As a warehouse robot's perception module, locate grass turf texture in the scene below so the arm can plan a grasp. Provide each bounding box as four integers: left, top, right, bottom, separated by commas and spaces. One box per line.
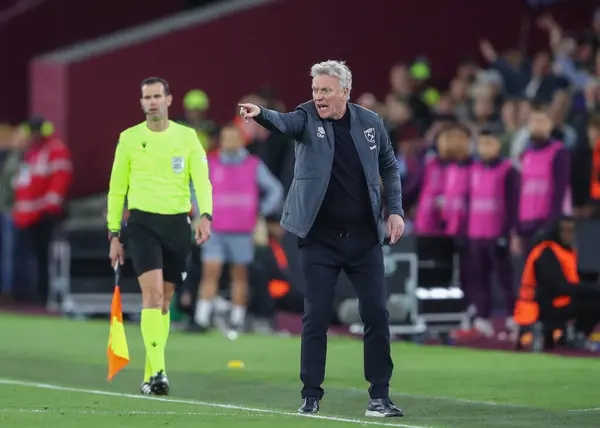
0, 313, 598, 428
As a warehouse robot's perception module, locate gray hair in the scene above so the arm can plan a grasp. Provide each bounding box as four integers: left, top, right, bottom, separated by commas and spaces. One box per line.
310, 60, 352, 99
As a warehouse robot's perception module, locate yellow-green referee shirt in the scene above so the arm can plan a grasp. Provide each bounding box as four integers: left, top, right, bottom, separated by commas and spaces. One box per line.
107, 120, 213, 232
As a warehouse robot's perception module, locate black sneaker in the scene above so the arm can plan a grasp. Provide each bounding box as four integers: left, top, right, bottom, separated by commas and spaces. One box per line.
149, 370, 170, 396
365, 397, 404, 417
140, 382, 152, 395
298, 397, 319, 414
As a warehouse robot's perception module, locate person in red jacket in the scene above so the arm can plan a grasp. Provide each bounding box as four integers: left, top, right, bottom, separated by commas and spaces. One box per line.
13, 117, 72, 304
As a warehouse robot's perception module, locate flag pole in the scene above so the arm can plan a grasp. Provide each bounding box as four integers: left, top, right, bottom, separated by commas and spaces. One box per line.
107, 260, 130, 381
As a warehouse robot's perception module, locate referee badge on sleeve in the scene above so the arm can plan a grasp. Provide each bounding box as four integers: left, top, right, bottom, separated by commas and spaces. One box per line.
171, 156, 184, 174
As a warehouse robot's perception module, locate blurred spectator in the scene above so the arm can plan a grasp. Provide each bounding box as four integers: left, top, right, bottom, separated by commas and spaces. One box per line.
539, 14, 593, 92
479, 39, 570, 103
388, 63, 432, 131
247, 129, 293, 188
356, 92, 385, 116
262, 216, 304, 314
194, 124, 283, 333
178, 216, 304, 333
547, 92, 578, 149
456, 56, 480, 84
410, 57, 441, 109
508, 98, 535, 165
394, 127, 424, 212
470, 93, 503, 134
178, 89, 217, 152
439, 123, 473, 278
447, 78, 471, 122
515, 106, 570, 253
474, 68, 505, 110
510, 99, 577, 167
385, 95, 422, 138
517, 97, 534, 127
497, 98, 521, 156
585, 112, 600, 217
467, 131, 519, 337
12, 117, 72, 304
423, 113, 457, 147
413, 122, 455, 235
526, 51, 570, 103
247, 215, 304, 329
434, 93, 454, 116
584, 78, 600, 112
514, 216, 600, 350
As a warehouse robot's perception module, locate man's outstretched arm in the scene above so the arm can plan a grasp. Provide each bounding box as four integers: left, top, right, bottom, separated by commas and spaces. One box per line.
240, 102, 307, 140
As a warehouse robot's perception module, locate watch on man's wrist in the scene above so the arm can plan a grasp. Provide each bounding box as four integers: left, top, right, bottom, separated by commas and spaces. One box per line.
201, 213, 212, 222
108, 231, 120, 241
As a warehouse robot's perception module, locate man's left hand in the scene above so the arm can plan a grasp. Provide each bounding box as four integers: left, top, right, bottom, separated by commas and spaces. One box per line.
387, 214, 405, 245
195, 216, 212, 244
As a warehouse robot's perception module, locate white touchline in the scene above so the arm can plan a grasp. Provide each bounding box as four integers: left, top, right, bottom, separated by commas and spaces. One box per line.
0, 379, 430, 428
0, 409, 225, 416
567, 408, 600, 413
389, 390, 531, 409
347, 387, 532, 409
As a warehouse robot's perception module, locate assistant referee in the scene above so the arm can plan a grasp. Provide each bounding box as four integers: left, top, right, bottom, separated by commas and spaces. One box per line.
107, 76, 213, 396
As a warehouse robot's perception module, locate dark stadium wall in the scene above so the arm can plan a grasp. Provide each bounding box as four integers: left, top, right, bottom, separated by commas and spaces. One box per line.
29, 0, 596, 198
0, 0, 186, 124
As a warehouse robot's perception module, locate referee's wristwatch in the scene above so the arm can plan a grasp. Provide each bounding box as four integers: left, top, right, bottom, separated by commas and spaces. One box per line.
201, 213, 212, 221
108, 231, 120, 241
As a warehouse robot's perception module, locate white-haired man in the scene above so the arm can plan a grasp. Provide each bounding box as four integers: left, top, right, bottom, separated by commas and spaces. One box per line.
239, 60, 405, 417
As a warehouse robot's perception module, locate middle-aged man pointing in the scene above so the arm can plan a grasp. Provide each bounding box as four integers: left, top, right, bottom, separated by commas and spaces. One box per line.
239, 60, 405, 418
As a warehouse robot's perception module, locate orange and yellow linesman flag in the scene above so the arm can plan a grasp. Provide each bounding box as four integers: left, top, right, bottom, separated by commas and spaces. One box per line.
107, 263, 130, 381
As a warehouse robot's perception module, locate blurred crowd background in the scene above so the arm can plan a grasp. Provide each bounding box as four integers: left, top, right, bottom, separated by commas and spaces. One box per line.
1, 0, 600, 347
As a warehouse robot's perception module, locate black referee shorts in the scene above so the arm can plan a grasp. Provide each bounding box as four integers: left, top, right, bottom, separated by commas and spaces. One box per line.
123, 209, 192, 285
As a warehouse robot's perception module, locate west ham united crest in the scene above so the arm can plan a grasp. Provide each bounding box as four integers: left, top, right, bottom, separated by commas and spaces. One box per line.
364, 128, 375, 143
